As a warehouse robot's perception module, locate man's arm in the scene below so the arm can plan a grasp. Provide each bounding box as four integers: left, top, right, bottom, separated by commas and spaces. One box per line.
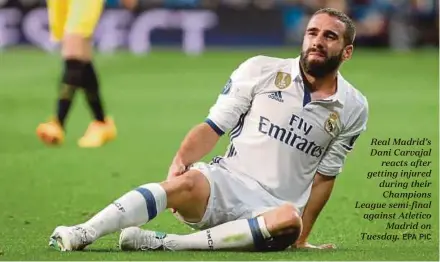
169, 122, 221, 177
295, 172, 336, 249
168, 56, 264, 178
294, 99, 369, 248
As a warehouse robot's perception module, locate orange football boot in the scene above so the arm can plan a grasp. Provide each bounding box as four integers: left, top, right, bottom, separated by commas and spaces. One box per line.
36, 118, 65, 145
77, 117, 117, 148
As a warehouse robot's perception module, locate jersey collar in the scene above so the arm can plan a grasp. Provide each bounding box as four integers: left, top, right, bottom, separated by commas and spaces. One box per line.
292, 57, 346, 106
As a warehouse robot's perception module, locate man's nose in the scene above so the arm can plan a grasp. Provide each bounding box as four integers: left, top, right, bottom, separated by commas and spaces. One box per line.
311, 36, 324, 49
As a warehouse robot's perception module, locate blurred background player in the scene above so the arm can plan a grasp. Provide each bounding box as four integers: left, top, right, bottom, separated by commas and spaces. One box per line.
36, 0, 122, 148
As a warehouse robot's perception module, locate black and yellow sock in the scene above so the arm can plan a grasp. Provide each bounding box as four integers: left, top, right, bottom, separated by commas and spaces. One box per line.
58, 59, 84, 128
83, 62, 105, 122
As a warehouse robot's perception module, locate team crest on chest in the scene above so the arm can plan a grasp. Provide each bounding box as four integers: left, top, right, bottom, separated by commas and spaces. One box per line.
274, 72, 292, 89
324, 112, 340, 137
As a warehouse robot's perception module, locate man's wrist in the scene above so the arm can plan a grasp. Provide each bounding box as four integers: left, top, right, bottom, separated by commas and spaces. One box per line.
173, 154, 192, 170
173, 153, 184, 164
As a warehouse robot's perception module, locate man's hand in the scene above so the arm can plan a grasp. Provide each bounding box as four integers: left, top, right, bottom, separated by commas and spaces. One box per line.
166, 157, 187, 214
167, 157, 187, 180
293, 242, 336, 249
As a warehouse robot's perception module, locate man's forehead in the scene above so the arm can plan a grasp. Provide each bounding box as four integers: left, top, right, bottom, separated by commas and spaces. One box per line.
306, 14, 346, 33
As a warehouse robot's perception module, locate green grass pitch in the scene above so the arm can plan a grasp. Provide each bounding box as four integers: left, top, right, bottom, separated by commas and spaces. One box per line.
0, 47, 438, 261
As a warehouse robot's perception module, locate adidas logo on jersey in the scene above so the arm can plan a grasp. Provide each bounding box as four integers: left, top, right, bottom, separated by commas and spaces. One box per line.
268, 91, 284, 102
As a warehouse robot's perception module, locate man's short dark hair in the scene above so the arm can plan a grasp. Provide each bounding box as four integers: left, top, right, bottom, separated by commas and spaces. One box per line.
313, 8, 356, 46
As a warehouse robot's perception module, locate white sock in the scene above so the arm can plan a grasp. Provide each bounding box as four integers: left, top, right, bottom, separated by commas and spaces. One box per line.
163, 216, 271, 251
83, 183, 167, 240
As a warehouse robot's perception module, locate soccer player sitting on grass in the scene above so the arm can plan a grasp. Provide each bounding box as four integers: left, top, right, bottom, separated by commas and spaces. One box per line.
48, 8, 369, 251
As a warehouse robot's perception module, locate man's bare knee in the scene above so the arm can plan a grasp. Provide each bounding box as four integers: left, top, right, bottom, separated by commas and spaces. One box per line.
160, 170, 210, 222
161, 170, 203, 195
263, 203, 302, 236
61, 34, 92, 61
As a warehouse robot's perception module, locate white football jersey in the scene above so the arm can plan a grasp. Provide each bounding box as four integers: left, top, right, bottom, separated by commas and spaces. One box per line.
205, 55, 369, 211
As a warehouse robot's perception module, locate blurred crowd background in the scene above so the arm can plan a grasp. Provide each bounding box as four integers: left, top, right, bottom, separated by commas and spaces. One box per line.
0, 0, 438, 53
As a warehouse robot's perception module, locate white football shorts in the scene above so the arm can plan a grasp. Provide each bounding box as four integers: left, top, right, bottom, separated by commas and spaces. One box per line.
173, 162, 290, 230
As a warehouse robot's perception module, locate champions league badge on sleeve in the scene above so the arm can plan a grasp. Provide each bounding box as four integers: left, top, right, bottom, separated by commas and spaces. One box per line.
221, 78, 232, 95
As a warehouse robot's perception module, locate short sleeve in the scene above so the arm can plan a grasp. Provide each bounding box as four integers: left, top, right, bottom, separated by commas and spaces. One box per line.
205, 56, 263, 135
317, 101, 369, 176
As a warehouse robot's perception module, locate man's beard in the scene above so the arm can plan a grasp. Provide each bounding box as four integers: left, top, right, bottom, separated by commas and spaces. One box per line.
300, 49, 343, 78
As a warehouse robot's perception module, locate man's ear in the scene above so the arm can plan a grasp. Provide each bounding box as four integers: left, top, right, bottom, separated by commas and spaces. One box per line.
342, 45, 354, 61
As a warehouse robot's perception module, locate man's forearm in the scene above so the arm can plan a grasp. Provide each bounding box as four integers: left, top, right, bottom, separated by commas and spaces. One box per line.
173, 122, 221, 167
297, 173, 335, 243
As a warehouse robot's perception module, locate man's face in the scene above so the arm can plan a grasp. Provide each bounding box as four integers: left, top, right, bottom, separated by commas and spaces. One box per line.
300, 13, 352, 78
